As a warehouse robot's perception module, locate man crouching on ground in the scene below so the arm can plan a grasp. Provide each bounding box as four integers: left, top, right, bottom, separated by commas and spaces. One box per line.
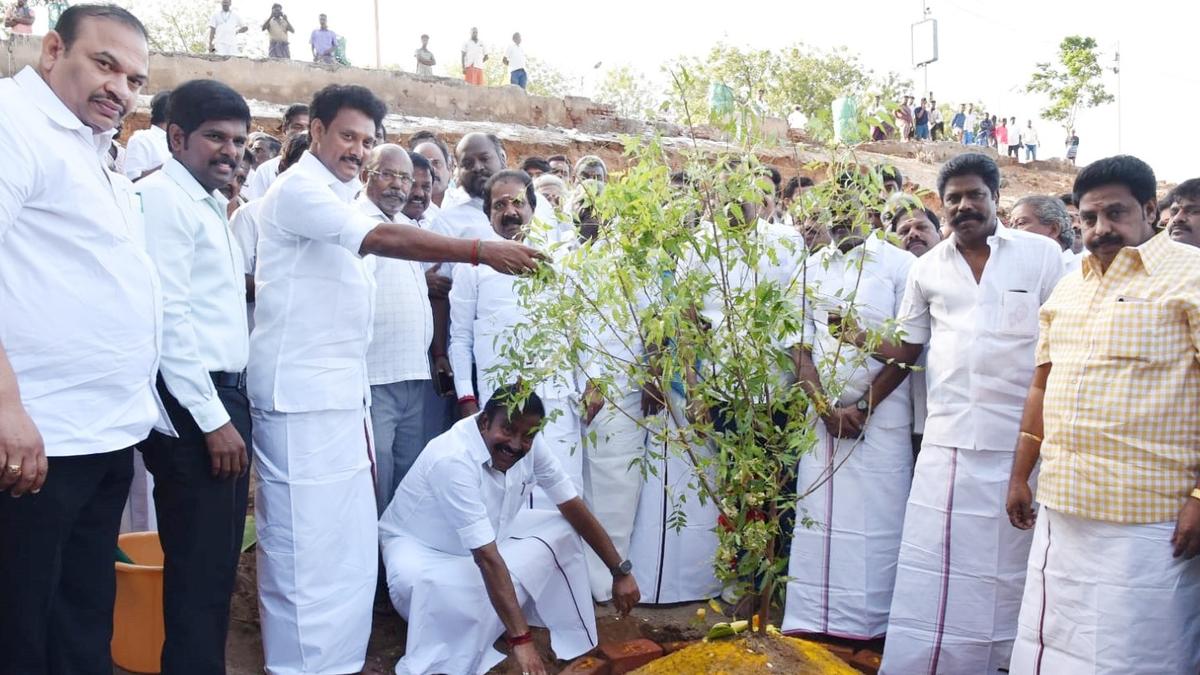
379, 383, 640, 674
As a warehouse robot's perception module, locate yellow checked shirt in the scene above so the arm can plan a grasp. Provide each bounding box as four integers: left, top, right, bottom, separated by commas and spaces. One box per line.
1036, 232, 1200, 523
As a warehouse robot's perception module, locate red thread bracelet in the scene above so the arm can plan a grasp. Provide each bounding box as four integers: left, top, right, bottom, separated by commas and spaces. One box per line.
506, 631, 533, 647
458, 395, 477, 405
470, 238, 480, 266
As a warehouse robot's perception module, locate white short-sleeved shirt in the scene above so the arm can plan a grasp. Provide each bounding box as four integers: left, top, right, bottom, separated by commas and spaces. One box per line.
462, 39, 486, 68
804, 234, 915, 429
897, 223, 1063, 450
247, 151, 378, 412
138, 159, 248, 432
505, 44, 526, 72
0, 67, 164, 456
123, 124, 169, 180
378, 414, 578, 555
358, 197, 433, 385
208, 10, 245, 55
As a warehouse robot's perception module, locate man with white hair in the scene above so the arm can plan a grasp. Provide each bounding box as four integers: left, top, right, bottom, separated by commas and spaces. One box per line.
1009, 194, 1080, 272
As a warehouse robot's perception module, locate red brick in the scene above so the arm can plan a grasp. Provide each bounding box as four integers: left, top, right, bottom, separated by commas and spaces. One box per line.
598, 638, 665, 675
560, 654, 611, 675
850, 649, 882, 674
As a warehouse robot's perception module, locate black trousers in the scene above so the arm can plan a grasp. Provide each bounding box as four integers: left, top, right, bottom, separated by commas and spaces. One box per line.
0, 446, 134, 675
139, 375, 252, 675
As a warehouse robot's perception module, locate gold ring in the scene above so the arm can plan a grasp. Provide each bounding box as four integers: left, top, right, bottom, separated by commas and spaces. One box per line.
5, 464, 20, 474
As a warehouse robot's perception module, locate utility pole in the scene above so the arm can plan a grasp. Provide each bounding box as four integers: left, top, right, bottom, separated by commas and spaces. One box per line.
373, 0, 381, 69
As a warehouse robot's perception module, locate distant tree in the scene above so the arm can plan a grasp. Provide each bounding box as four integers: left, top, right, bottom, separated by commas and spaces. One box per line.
525, 57, 575, 98
595, 64, 658, 120
1026, 35, 1114, 133
119, 0, 264, 57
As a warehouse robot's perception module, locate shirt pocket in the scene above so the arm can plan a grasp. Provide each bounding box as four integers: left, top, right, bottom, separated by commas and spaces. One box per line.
1101, 300, 1169, 362
998, 289, 1040, 337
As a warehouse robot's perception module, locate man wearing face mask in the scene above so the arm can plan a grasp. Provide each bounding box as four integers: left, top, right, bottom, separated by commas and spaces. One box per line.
869, 154, 1063, 674
0, 6, 163, 672
134, 79, 253, 675
249, 85, 542, 673
379, 384, 639, 675
434, 132, 507, 239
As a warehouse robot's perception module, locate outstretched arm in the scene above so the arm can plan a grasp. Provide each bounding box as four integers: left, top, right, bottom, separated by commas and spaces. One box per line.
557, 497, 641, 614
360, 222, 544, 274
472, 543, 547, 674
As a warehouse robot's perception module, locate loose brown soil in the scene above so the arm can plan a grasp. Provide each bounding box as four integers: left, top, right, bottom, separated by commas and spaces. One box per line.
633, 633, 859, 674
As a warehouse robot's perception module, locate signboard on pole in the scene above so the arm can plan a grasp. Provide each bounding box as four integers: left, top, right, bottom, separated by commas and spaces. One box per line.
912, 19, 939, 68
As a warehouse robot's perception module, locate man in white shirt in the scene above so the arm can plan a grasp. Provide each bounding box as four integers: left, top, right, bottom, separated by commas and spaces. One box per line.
873, 154, 1064, 673
503, 32, 527, 90
0, 7, 163, 672
433, 132, 506, 241
123, 89, 170, 180
379, 385, 640, 675
1024, 120, 1040, 161
403, 153, 458, 446
1010, 194, 1080, 272
207, 0, 247, 56
410, 131, 453, 212
461, 26, 487, 85
357, 145, 436, 511
785, 219, 916, 640
787, 105, 808, 130
248, 84, 542, 673
230, 130, 309, 335
240, 103, 308, 201
134, 79, 252, 674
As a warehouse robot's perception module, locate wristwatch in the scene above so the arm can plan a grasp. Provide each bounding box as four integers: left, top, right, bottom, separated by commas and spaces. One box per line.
855, 398, 870, 412
610, 559, 633, 577
1190, 488, 1200, 502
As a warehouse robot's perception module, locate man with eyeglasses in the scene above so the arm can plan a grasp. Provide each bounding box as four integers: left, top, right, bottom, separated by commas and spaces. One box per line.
356, 144, 433, 511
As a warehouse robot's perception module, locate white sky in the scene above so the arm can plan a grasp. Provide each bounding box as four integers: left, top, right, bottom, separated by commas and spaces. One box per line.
39, 0, 1199, 182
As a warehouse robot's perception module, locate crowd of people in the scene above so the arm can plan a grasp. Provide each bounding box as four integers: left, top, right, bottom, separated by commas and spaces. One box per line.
4, 4, 1200, 675
874, 93, 1073, 164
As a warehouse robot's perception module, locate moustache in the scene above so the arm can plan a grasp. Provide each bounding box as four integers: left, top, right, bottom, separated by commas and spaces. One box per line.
952, 213, 983, 227
380, 189, 406, 201
209, 157, 238, 171
340, 155, 362, 167
1087, 233, 1125, 250
407, 194, 427, 205
500, 215, 524, 227
88, 93, 126, 117
1170, 222, 1192, 233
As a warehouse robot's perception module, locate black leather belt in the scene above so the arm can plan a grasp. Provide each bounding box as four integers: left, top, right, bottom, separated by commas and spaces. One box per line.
210, 371, 246, 389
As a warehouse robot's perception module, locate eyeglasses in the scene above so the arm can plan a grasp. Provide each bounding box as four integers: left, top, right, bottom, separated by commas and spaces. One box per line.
366, 169, 414, 186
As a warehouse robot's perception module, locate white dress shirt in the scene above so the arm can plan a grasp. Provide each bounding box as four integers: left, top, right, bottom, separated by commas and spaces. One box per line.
449, 260, 521, 403
123, 124, 169, 180
0, 67, 163, 456
208, 9, 245, 55
432, 196, 495, 241
440, 184, 471, 211
804, 234, 915, 429
139, 158, 249, 432
229, 199, 262, 332
897, 223, 1063, 450
248, 151, 379, 413
242, 154, 281, 201
379, 415, 577, 555
358, 197, 433, 385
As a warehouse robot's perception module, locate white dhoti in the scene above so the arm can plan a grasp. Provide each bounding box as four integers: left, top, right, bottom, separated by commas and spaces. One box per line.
383, 508, 597, 675
628, 398, 721, 604
528, 395, 583, 511
1010, 507, 1200, 675
582, 390, 646, 600
881, 444, 1033, 675
252, 407, 378, 675
784, 420, 912, 639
